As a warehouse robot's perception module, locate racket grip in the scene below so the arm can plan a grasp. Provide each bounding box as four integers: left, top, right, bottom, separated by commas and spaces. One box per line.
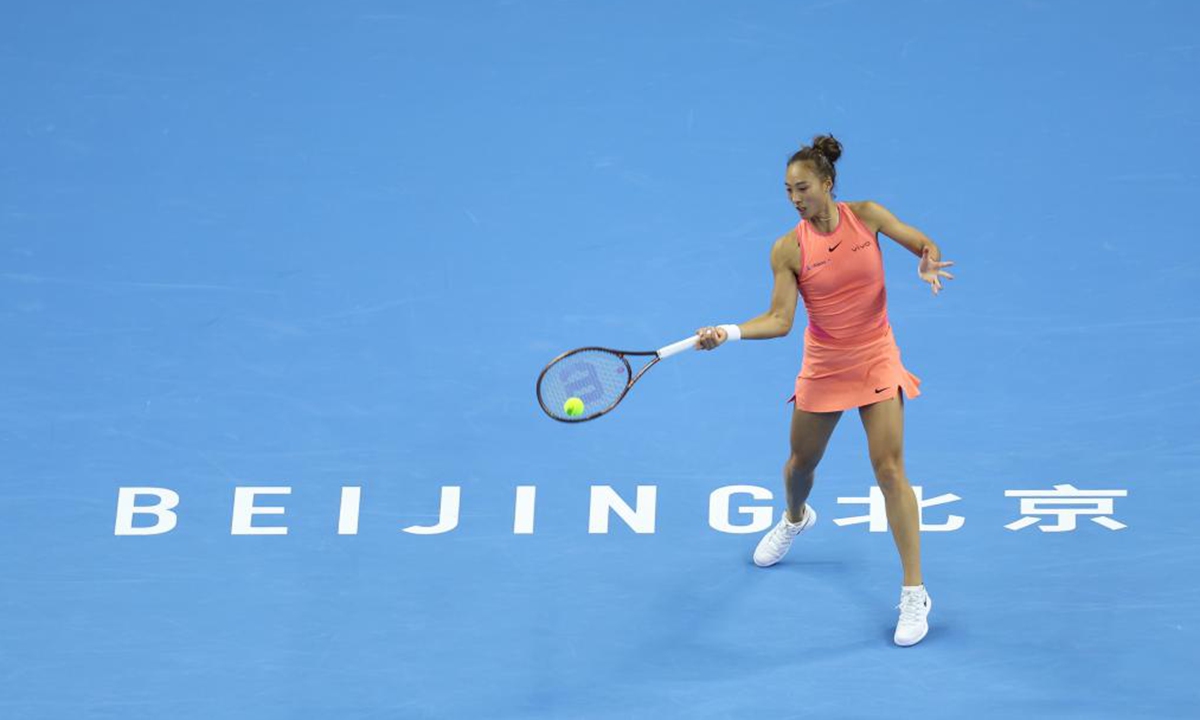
657, 335, 700, 359
657, 324, 741, 359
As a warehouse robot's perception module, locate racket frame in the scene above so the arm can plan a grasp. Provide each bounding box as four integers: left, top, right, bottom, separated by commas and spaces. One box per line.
536, 346, 669, 423
536, 328, 733, 423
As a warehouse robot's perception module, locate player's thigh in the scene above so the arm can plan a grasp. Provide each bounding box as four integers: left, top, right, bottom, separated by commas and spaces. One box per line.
788, 405, 843, 470
857, 391, 905, 475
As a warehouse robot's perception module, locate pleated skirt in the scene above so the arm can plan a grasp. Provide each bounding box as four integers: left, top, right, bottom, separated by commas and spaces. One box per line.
788, 323, 922, 413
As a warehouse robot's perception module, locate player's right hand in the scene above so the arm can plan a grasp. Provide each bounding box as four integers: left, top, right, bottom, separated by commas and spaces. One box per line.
695, 326, 728, 350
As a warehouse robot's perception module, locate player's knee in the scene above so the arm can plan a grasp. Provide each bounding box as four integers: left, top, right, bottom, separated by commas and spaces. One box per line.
786, 453, 820, 477
872, 461, 907, 493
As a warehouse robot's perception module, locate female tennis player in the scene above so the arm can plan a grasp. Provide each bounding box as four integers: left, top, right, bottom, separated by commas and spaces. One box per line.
695, 135, 955, 647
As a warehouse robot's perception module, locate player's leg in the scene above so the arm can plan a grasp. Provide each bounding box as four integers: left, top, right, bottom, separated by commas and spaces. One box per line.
783, 405, 843, 523
753, 404, 842, 567
859, 388, 932, 646
858, 389, 922, 585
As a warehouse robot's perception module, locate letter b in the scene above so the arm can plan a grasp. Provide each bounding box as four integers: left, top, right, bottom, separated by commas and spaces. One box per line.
114, 487, 180, 536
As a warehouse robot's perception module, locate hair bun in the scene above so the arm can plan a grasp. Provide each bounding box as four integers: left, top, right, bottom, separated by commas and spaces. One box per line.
811, 134, 843, 164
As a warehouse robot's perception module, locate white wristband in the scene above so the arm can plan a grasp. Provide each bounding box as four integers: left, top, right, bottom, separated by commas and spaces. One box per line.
718, 324, 742, 342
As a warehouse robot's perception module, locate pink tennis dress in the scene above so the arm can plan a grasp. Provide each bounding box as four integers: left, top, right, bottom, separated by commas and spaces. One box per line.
788, 201, 922, 412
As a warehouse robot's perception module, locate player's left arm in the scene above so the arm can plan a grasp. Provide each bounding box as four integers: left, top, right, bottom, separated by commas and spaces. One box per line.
855, 200, 941, 261
855, 200, 955, 295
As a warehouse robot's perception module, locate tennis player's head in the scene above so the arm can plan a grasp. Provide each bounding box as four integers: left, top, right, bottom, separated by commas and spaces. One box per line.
785, 134, 843, 219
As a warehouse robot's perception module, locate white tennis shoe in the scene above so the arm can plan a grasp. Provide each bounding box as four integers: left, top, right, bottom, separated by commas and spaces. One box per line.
894, 585, 932, 647
753, 504, 816, 567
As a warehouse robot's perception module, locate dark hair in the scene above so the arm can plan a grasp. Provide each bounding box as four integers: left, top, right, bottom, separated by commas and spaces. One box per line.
787, 134, 843, 197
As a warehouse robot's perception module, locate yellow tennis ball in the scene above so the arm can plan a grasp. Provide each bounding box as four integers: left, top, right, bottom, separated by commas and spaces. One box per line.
563, 397, 585, 417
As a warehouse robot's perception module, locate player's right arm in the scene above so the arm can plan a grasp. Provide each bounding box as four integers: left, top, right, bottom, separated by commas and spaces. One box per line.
697, 232, 801, 348
740, 232, 801, 339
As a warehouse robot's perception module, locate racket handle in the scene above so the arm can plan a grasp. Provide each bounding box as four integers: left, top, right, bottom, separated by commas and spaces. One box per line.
657, 324, 741, 359
657, 335, 700, 359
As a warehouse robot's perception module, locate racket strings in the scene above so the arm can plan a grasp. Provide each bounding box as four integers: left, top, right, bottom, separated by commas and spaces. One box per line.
539, 350, 632, 420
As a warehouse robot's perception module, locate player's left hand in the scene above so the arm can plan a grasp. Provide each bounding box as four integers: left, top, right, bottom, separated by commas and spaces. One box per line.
918, 246, 955, 296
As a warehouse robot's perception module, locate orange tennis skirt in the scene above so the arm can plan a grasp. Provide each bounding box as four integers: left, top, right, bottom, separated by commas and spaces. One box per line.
787, 322, 922, 413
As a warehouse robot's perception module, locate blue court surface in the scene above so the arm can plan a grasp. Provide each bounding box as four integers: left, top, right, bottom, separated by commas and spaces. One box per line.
3, 2, 1199, 718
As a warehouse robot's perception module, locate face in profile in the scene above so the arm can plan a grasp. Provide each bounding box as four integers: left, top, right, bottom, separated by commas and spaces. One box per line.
784, 162, 831, 219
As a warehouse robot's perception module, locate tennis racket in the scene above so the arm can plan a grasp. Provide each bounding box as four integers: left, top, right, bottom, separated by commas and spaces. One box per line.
536, 325, 737, 423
